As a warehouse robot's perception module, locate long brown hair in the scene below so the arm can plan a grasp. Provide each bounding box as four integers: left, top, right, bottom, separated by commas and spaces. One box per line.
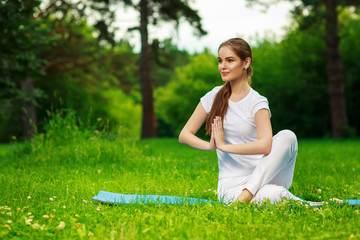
205, 38, 253, 135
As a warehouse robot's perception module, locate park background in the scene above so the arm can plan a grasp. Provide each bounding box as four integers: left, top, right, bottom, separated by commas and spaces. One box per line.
1, 0, 360, 142
1, 0, 360, 239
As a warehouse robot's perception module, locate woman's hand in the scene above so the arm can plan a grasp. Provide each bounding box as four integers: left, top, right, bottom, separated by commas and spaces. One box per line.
212, 116, 226, 149
209, 127, 217, 151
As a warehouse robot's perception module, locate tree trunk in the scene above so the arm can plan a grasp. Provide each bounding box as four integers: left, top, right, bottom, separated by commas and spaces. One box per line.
20, 77, 37, 140
140, 0, 157, 139
324, 0, 348, 138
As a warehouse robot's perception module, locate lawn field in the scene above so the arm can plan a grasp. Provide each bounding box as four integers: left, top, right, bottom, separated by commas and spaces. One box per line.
0, 134, 360, 239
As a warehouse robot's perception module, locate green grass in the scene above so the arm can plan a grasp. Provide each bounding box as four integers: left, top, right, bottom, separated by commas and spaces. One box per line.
1, 135, 360, 239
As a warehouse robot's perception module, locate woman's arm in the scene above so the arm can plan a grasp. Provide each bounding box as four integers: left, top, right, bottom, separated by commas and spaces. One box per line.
213, 109, 273, 155
179, 102, 216, 151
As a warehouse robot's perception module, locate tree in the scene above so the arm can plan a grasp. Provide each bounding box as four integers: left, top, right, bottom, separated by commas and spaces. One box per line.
0, 0, 139, 141
124, 0, 207, 139
0, 0, 55, 140
246, 0, 359, 138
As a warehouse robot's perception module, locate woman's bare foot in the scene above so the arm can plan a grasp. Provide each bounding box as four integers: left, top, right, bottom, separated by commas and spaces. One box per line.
236, 189, 253, 204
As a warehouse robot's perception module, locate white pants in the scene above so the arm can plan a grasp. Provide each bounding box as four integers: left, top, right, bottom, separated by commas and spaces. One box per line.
217, 130, 303, 204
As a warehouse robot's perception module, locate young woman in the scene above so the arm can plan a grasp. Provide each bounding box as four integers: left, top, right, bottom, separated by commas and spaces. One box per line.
178, 38, 303, 205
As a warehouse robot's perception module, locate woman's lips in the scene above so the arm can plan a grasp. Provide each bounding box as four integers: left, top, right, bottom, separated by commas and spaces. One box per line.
221, 72, 229, 76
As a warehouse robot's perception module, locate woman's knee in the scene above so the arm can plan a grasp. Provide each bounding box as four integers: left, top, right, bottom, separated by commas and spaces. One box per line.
275, 130, 297, 149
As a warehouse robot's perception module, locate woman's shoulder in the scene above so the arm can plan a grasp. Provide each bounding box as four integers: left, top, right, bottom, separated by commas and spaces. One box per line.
249, 88, 268, 102
203, 85, 223, 97
210, 85, 223, 93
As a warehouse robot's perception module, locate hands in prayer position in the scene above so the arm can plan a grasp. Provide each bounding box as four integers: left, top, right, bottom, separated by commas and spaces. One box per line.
211, 116, 226, 150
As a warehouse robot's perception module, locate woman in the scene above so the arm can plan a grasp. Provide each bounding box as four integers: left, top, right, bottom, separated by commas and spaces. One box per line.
178, 38, 303, 205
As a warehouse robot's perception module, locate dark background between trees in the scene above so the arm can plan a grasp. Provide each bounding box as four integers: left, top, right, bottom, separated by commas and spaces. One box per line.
1, 0, 359, 142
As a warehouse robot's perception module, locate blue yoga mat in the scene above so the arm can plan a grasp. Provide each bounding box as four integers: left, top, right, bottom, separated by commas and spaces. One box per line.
92, 191, 216, 205
92, 191, 360, 206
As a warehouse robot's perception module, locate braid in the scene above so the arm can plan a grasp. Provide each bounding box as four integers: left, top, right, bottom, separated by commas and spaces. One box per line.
205, 82, 232, 135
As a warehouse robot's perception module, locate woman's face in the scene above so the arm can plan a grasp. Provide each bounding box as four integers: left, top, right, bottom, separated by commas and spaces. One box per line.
217, 46, 247, 82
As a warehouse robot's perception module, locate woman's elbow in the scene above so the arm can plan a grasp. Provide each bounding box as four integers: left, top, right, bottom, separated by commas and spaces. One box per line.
263, 138, 273, 155
178, 130, 185, 144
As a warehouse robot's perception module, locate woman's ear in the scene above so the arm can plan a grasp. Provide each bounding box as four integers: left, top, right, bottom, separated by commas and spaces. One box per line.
244, 57, 251, 69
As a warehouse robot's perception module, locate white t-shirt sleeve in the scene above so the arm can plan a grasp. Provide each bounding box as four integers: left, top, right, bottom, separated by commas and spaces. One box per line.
251, 95, 271, 118
200, 86, 222, 114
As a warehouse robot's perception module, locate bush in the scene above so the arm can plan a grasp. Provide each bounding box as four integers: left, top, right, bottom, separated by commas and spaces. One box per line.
155, 51, 219, 137
22, 108, 142, 166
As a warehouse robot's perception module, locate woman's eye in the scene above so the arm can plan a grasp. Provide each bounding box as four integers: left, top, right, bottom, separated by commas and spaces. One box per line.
218, 59, 222, 63
228, 59, 234, 62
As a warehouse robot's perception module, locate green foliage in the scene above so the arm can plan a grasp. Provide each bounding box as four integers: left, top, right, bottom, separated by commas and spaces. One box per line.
0, 5, 141, 141
28, 108, 140, 167
101, 89, 141, 140
0, 0, 58, 141
340, 10, 360, 137
151, 39, 191, 88
34, 17, 140, 139
155, 51, 219, 137
0, 136, 359, 239
252, 25, 329, 138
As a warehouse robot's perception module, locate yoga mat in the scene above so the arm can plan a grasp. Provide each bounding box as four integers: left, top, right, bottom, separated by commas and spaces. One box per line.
92, 191, 360, 206
299, 198, 360, 207
92, 190, 216, 205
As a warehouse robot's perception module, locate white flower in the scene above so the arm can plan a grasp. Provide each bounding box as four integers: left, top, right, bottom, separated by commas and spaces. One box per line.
75, 214, 79, 218
27, 196, 31, 199
96, 207, 101, 211
43, 215, 49, 219
56, 221, 65, 230
25, 218, 33, 225
7, 220, 12, 224
62, 205, 66, 209
317, 189, 322, 194
88, 231, 94, 237
27, 212, 32, 215
7, 212, 12, 216
49, 198, 54, 201
32, 223, 41, 229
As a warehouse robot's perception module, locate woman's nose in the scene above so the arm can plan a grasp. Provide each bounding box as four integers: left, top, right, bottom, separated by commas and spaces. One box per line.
219, 62, 226, 69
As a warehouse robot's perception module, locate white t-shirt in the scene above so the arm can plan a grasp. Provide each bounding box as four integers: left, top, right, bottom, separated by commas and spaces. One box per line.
200, 86, 271, 179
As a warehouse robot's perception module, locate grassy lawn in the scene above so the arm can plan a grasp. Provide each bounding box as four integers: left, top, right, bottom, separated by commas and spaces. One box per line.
0, 134, 360, 239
